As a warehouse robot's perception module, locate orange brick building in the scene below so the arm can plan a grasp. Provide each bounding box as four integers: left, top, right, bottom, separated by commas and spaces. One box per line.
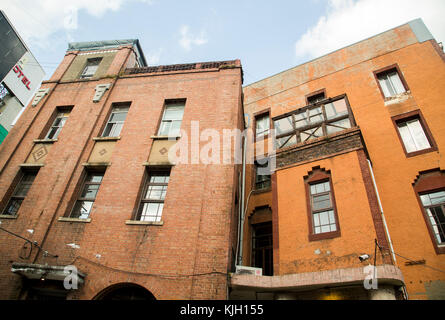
232, 19, 445, 300
0, 40, 244, 299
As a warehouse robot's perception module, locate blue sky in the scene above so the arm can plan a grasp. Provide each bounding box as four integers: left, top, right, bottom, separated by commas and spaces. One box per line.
2, 0, 445, 85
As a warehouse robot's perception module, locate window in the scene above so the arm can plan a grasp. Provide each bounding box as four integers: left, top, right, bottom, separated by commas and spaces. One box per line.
420, 191, 445, 246
392, 110, 437, 157
305, 168, 340, 241
136, 170, 170, 222
310, 181, 337, 235
80, 58, 102, 79
306, 90, 326, 105
102, 105, 129, 137
252, 222, 273, 276
157, 100, 185, 137
375, 65, 408, 99
273, 95, 354, 149
70, 171, 104, 219
255, 160, 271, 190
255, 112, 270, 138
2, 171, 38, 216
45, 110, 70, 140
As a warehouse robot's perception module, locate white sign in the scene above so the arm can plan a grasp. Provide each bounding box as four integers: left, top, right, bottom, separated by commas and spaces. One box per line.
3, 51, 45, 106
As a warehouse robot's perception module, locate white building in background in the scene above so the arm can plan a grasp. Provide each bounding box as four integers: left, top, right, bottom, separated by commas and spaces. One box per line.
0, 10, 45, 144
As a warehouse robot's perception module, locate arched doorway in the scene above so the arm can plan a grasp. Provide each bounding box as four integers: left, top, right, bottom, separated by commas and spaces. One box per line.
93, 283, 156, 300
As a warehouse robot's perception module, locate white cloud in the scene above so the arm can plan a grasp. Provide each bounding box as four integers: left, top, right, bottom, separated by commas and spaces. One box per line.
179, 25, 208, 51
295, 0, 445, 59
1, 0, 153, 47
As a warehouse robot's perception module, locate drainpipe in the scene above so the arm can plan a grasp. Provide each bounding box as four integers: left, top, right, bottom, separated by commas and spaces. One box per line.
367, 159, 409, 299
237, 135, 247, 266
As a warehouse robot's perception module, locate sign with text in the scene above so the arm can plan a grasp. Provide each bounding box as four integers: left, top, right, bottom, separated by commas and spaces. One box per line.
3, 51, 45, 106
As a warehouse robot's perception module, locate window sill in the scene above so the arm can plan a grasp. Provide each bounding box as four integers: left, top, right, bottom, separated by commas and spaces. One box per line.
58, 217, 91, 223
0, 214, 18, 219
150, 135, 181, 140
253, 187, 272, 195
309, 230, 341, 242
405, 147, 438, 158
125, 220, 164, 226
33, 139, 58, 144
93, 136, 121, 142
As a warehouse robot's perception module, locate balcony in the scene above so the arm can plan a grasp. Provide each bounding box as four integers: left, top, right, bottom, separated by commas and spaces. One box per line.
273, 94, 356, 150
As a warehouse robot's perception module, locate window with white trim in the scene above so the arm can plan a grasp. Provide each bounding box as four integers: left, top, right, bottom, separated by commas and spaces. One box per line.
397, 118, 431, 153
158, 101, 185, 137
102, 105, 129, 137
377, 68, 407, 98
80, 58, 102, 79
420, 191, 445, 246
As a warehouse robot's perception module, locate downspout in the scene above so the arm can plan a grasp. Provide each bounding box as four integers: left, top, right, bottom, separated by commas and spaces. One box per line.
237, 135, 247, 266
367, 159, 409, 299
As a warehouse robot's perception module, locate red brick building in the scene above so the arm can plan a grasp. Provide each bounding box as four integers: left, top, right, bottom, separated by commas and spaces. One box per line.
0, 40, 244, 299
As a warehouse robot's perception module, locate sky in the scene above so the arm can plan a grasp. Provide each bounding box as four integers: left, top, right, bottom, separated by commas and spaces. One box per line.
2, 0, 445, 86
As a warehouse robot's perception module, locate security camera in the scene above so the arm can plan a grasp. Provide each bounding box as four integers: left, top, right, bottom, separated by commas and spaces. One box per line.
359, 254, 371, 262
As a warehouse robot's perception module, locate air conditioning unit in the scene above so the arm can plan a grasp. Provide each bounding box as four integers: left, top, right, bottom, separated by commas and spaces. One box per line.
235, 266, 263, 276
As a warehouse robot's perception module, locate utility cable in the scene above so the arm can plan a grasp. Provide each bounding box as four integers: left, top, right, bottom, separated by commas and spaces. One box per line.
0, 226, 58, 258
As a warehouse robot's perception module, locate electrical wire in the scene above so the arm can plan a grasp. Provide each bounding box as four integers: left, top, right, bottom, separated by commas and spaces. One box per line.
0, 226, 58, 258
70, 256, 229, 279
377, 242, 445, 275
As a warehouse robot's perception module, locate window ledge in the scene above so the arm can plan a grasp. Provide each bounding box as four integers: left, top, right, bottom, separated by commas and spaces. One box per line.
150, 135, 181, 140
19, 163, 45, 168
125, 220, 164, 226
93, 136, 121, 142
0, 214, 18, 219
33, 139, 58, 144
58, 217, 91, 223
253, 187, 272, 195
82, 162, 111, 167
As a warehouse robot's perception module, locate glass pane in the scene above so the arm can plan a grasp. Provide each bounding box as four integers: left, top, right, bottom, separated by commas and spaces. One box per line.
330, 224, 337, 232
71, 201, 93, 219
325, 99, 348, 120
313, 194, 331, 211
86, 174, 104, 183
294, 112, 309, 129
398, 123, 417, 153
163, 106, 184, 121
388, 71, 406, 95
81, 184, 100, 199
151, 174, 169, 183
308, 107, 323, 124
169, 120, 182, 136
274, 117, 293, 135
319, 211, 330, 225
110, 123, 123, 137
301, 127, 323, 142
406, 119, 430, 151
321, 225, 331, 233
158, 121, 171, 136
314, 227, 321, 234
110, 111, 128, 122
46, 127, 60, 140
429, 191, 445, 205
14, 174, 36, 197
313, 213, 320, 227
275, 135, 297, 149
4, 199, 23, 216
326, 119, 352, 135
256, 115, 270, 136
378, 77, 392, 98
421, 194, 431, 206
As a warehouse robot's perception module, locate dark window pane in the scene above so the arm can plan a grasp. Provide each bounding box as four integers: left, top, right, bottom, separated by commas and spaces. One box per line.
4, 199, 23, 216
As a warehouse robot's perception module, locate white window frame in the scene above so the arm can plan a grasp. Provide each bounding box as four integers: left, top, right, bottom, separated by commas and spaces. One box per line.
102, 106, 129, 138
397, 118, 431, 153
157, 101, 185, 137
45, 111, 69, 140
80, 58, 102, 79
